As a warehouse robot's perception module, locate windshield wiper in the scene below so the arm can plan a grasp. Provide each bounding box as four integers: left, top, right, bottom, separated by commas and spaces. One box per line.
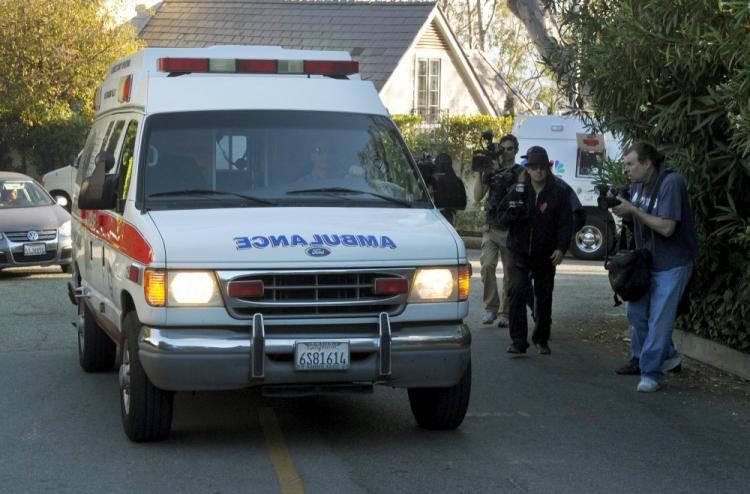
286, 187, 412, 207
148, 189, 275, 205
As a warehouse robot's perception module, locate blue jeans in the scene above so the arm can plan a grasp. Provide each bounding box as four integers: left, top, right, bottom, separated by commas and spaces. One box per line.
627, 263, 693, 382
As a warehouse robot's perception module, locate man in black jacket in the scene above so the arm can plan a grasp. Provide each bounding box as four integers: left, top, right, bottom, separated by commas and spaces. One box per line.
499, 146, 573, 355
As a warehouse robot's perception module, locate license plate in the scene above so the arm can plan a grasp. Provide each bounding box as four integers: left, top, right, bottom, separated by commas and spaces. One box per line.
294, 341, 350, 371
23, 243, 46, 256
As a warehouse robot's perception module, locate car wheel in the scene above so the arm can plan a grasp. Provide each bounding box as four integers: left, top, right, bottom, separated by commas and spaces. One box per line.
120, 311, 173, 442
570, 216, 613, 260
408, 361, 471, 430
77, 301, 116, 372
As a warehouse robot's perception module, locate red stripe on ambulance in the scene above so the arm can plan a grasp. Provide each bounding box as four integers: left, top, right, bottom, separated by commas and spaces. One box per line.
79, 210, 153, 265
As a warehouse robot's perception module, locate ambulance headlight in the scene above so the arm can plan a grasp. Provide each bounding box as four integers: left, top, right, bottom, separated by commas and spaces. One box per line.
168, 271, 223, 306
407, 265, 470, 303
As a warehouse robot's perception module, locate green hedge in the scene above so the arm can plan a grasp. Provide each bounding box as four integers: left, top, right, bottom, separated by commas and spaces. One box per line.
393, 114, 514, 179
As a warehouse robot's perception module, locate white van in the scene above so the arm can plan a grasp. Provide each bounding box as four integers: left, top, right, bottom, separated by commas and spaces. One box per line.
512, 115, 621, 259
41, 153, 80, 212
70, 46, 471, 442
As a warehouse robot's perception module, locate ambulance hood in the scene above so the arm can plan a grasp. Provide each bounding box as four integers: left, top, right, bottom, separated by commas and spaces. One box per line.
148, 207, 463, 268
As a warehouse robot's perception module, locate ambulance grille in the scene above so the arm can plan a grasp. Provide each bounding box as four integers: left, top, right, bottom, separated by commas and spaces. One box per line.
218, 268, 414, 319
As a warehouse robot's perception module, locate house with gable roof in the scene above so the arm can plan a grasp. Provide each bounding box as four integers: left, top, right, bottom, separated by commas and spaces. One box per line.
135, 0, 531, 122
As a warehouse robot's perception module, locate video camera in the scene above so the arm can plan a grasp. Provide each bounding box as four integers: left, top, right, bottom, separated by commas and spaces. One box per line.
596, 184, 630, 210
471, 130, 503, 173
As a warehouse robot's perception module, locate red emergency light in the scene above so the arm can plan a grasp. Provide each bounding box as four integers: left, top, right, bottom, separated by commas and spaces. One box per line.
228, 280, 264, 299
118, 75, 133, 103
373, 278, 409, 295
304, 60, 359, 76
158, 58, 209, 73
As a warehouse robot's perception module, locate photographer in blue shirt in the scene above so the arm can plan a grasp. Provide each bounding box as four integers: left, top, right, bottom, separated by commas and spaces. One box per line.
611, 141, 699, 392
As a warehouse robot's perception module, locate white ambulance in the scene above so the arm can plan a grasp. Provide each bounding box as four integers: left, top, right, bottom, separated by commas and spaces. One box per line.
513, 115, 622, 260
70, 45, 471, 442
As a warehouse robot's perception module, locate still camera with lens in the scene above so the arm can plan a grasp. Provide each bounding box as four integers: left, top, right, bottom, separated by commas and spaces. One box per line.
596, 184, 630, 210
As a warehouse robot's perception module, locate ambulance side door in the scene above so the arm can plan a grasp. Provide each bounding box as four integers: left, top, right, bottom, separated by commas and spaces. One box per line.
85, 118, 126, 315
101, 116, 140, 327
74, 120, 112, 293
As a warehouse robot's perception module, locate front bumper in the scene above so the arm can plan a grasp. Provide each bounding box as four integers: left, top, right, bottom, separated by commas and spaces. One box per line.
0, 236, 72, 268
138, 313, 471, 391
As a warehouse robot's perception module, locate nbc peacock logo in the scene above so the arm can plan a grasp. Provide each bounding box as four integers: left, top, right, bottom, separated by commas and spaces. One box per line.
553, 160, 566, 176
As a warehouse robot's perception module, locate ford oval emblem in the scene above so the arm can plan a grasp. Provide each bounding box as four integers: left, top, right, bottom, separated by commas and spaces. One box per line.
305, 246, 331, 257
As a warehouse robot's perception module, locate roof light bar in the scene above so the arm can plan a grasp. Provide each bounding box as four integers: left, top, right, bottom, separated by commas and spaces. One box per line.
157, 57, 359, 77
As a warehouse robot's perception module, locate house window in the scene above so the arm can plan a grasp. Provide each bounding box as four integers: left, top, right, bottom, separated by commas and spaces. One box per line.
416, 58, 441, 123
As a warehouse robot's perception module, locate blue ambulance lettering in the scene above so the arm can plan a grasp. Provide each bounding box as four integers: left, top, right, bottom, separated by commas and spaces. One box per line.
234, 233, 397, 250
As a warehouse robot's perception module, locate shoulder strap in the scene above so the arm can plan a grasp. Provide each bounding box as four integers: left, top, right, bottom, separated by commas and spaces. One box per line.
641, 169, 672, 245
646, 169, 672, 214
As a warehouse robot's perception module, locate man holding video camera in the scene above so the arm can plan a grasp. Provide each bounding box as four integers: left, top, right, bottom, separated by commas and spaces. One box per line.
498, 146, 572, 355
473, 132, 523, 327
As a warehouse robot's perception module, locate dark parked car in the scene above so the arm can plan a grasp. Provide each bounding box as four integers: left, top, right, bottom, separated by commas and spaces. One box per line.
0, 171, 72, 273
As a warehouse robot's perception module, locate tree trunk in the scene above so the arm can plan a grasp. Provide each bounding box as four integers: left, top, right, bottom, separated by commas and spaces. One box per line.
506, 0, 558, 64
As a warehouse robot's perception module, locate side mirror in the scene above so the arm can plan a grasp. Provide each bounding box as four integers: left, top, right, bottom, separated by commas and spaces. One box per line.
78, 151, 117, 210
431, 173, 467, 211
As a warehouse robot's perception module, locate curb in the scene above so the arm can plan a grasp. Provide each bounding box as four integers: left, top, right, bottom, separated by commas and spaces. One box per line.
674, 330, 750, 381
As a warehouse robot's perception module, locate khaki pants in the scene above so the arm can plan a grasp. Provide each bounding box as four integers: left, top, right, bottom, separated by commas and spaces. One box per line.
480, 226, 512, 316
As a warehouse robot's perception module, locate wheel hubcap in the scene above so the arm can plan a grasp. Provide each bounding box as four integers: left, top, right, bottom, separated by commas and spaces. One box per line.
119, 346, 131, 413
576, 226, 603, 254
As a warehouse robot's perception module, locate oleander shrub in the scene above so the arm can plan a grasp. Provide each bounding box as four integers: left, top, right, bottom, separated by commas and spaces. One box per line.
547, 0, 750, 350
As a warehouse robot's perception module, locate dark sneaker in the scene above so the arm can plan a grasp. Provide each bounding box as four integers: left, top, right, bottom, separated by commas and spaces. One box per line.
534, 342, 551, 355
506, 344, 526, 354
616, 357, 640, 375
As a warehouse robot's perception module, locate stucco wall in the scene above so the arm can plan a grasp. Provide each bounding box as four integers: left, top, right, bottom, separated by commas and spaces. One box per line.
380, 47, 484, 117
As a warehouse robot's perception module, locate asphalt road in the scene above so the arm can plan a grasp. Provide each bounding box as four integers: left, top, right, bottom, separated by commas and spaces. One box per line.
1, 255, 749, 494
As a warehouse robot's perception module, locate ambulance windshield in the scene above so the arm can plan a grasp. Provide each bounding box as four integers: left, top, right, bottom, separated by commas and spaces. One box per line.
139, 111, 430, 210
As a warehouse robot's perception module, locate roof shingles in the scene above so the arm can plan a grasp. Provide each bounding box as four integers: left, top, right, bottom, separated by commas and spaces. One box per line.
140, 0, 436, 90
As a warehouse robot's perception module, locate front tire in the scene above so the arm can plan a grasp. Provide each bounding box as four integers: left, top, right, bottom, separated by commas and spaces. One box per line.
77, 301, 116, 372
408, 361, 471, 430
120, 311, 173, 442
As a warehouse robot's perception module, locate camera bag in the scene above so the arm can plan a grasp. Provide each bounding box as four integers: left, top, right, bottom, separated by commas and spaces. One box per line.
605, 170, 671, 306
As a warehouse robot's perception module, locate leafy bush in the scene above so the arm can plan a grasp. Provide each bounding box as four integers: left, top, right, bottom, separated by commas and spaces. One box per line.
548, 0, 750, 351
393, 114, 514, 179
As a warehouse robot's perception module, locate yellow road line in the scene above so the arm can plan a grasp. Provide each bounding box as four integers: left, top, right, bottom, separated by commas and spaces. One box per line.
258, 407, 305, 494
